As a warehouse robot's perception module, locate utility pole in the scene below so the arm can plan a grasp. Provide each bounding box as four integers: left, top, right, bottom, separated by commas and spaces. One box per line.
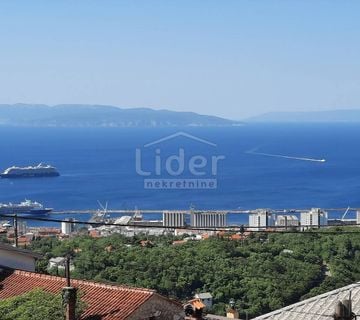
13, 214, 18, 248
62, 255, 77, 320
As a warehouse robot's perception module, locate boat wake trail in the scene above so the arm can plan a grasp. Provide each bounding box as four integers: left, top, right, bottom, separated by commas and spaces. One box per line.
246, 149, 326, 163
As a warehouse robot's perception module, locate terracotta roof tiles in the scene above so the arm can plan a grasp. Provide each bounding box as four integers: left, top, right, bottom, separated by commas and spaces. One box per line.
189, 298, 205, 310
0, 269, 156, 319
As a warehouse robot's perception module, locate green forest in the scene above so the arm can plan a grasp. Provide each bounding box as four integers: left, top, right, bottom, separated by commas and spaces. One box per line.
0, 289, 84, 320
30, 228, 360, 318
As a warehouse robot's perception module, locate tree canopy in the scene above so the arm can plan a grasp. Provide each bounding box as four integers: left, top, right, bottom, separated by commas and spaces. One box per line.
0, 288, 84, 320
30, 228, 360, 318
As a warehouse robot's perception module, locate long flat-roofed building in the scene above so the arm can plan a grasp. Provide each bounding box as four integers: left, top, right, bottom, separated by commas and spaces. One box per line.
249, 209, 275, 231
190, 211, 227, 228
300, 208, 328, 230
162, 211, 186, 227
276, 215, 299, 229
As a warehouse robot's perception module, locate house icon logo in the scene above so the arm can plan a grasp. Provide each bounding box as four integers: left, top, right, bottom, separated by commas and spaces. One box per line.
135, 131, 225, 189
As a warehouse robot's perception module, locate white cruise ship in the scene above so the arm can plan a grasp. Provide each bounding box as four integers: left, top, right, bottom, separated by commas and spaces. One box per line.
0, 200, 52, 215
0, 163, 60, 178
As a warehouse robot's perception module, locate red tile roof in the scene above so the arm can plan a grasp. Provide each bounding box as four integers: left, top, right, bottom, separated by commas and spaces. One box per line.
189, 298, 205, 310
0, 269, 160, 319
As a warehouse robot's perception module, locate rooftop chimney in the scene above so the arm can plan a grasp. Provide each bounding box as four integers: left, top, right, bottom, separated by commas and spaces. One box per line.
227, 298, 240, 319
333, 293, 355, 320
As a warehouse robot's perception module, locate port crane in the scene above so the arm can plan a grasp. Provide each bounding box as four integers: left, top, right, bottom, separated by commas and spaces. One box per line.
89, 201, 109, 223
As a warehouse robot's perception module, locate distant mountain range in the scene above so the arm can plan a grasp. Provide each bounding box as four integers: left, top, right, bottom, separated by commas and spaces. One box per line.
4, 104, 358, 126
0, 104, 241, 127
246, 109, 360, 122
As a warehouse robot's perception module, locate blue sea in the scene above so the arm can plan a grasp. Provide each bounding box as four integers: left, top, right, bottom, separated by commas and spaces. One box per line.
0, 124, 359, 226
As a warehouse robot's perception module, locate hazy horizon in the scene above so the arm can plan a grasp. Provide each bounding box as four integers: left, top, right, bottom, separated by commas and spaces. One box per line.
2, 103, 360, 122
1, 1, 360, 119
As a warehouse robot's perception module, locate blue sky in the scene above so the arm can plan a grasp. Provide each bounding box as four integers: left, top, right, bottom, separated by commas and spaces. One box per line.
0, 1, 359, 119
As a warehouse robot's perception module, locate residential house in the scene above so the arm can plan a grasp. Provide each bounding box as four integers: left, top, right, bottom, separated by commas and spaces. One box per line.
253, 281, 360, 319
0, 268, 184, 320
0, 243, 43, 272
194, 292, 213, 309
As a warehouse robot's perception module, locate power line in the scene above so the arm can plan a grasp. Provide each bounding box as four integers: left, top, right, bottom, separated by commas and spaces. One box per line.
1, 213, 360, 234
50, 208, 360, 213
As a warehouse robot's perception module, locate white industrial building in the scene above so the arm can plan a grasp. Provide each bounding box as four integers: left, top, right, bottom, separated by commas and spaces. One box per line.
61, 218, 74, 235
357, 210, 360, 225
162, 211, 186, 227
190, 211, 227, 228
249, 209, 275, 231
300, 208, 328, 230
276, 215, 299, 229
114, 216, 132, 225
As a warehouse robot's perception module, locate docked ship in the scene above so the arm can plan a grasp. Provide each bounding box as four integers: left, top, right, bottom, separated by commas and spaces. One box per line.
0, 163, 60, 178
0, 200, 52, 215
